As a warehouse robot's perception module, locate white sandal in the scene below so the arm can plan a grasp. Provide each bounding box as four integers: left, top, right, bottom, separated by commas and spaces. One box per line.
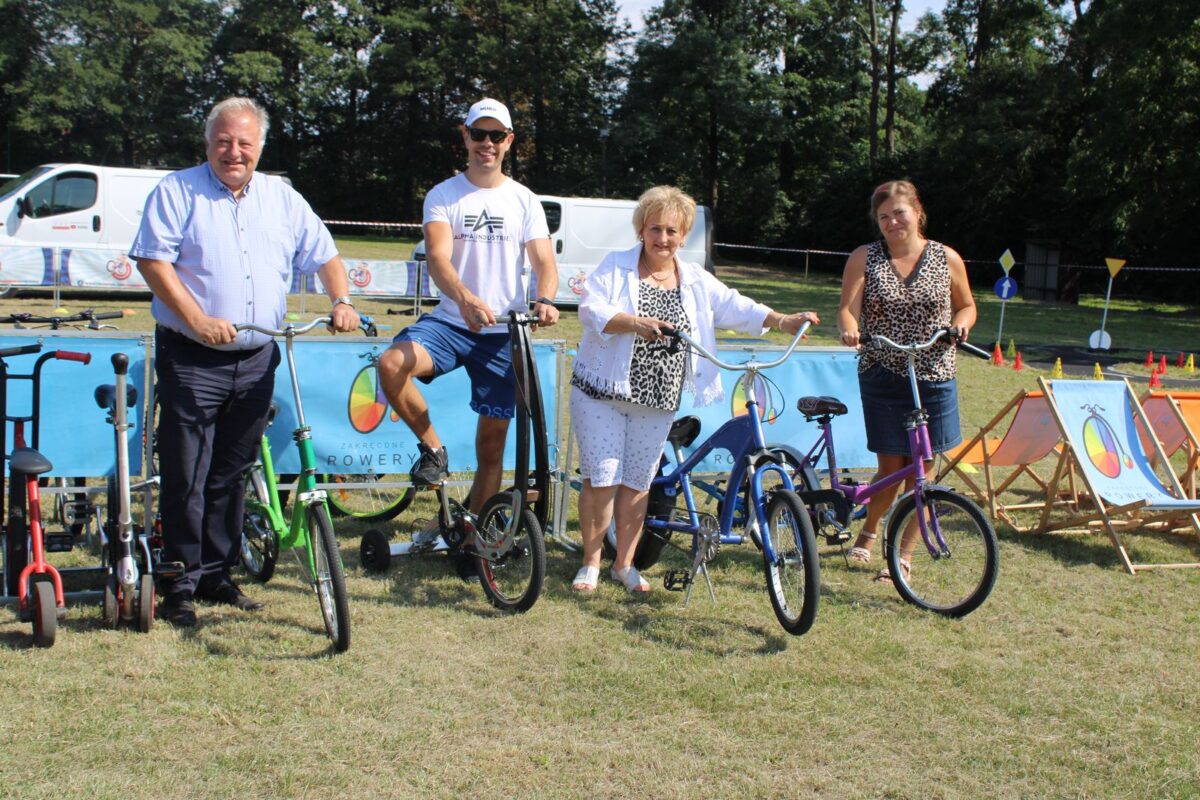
848, 531, 878, 564
571, 566, 599, 593
874, 558, 912, 585
610, 565, 650, 593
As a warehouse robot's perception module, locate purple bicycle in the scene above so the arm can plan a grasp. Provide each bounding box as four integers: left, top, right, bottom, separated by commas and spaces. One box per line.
793, 328, 998, 617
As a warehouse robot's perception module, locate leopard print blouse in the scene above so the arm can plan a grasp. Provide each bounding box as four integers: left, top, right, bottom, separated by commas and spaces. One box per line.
571, 281, 691, 411
858, 239, 955, 382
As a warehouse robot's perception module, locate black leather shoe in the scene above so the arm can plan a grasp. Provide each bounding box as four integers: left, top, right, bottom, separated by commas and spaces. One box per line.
159, 592, 197, 627
199, 582, 265, 612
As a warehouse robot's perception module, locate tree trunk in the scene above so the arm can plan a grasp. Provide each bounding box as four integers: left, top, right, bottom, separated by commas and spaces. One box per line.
884, 0, 899, 156
867, 0, 880, 173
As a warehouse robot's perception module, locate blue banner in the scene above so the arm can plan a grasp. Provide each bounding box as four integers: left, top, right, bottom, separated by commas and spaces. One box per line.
0, 332, 148, 476
675, 341, 871, 472
265, 336, 562, 475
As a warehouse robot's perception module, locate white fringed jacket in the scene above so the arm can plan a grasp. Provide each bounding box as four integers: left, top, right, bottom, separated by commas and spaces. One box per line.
572, 244, 772, 408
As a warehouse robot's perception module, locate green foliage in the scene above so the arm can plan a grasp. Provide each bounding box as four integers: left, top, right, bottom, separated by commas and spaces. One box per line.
0, 0, 1195, 300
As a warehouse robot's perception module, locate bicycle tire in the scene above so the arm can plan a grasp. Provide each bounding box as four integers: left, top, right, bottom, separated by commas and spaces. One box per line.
474, 492, 546, 613
137, 574, 155, 633
320, 473, 414, 522
762, 489, 820, 635
308, 504, 351, 652
32, 578, 57, 648
102, 575, 120, 629
885, 489, 998, 618
240, 469, 278, 583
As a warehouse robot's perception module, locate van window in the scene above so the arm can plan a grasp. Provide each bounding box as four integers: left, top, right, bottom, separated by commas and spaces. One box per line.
0, 166, 50, 201
24, 171, 98, 218
540, 201, 562, 234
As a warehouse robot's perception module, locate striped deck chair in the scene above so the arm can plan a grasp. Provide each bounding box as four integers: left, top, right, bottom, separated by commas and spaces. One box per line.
935, 389, 1070, 527
1138, 391, 1200, 499
1035, 378, 1200, 574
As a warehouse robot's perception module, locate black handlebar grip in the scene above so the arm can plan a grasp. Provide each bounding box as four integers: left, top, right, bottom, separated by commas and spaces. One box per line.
111, 352, 129, 375
958, 340, 992, 360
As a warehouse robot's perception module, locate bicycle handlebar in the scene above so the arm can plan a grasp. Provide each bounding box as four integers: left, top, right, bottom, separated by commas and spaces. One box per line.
0, 309, 125, 324
862, 327, 991, 360
235, 316, 376, 338
669, 321, 812, 372
0, 343, 43, 359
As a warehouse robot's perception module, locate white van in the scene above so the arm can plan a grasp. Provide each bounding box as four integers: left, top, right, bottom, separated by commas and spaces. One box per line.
415, 194, 715, 306
0, 163, 171, 249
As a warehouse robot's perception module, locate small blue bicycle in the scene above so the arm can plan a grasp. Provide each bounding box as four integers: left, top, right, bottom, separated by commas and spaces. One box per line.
639, 325, 820, 636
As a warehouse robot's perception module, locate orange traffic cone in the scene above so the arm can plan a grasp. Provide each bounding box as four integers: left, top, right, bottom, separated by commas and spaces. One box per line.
992, 342, 1005, 367
1158, 355, 1168, 375
1013, 352, 1024, 371
1144, 351, 1154, 369
1149, 369, 1163, 389
1177, 352, 1186, 368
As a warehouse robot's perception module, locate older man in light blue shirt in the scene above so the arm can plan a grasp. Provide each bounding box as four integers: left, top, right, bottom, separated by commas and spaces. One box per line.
132, 96, 359, 626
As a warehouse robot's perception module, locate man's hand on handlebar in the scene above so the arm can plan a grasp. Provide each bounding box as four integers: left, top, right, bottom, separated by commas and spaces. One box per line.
191, 315, 238, 346
531, 299, 559, 329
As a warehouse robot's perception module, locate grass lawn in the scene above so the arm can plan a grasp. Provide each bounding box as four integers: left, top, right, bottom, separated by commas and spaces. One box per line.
1, 252, 1198, 799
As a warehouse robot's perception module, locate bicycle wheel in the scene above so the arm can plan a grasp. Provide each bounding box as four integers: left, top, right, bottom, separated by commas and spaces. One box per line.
31, 578, 57, 648
884, 489, 998, 617
240, 470, 278, 583
307, 504, 351, 652
762, 489, 820, 636
321, 473, 413, 522
474, 492, 546, 613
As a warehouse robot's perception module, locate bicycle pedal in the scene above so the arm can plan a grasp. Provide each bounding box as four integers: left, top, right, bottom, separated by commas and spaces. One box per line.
663, 569, 692, 592
825, 531, 852, 545
43, 533, 75, 552
154, 561, 185, 578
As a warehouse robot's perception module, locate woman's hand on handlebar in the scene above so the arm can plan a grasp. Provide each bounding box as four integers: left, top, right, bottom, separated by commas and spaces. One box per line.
778, 311, 819, 336
632, 316, 674, 342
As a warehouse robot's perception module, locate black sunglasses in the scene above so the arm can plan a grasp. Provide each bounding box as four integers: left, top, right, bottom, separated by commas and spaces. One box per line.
467, 127, 510, 144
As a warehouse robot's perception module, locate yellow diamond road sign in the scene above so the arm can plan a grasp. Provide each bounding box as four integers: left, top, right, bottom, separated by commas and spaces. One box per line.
998, 249, 1015, 274
1105, 257, 1126, 278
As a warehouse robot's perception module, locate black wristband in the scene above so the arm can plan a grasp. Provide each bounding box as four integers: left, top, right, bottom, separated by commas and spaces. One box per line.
534, 296, 555, 307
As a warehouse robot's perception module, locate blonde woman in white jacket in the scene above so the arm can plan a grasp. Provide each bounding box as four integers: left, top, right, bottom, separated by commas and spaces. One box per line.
569, 186, 819, 593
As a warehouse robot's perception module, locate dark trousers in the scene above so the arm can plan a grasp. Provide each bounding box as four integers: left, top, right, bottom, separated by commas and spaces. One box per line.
155, 327, 280, 595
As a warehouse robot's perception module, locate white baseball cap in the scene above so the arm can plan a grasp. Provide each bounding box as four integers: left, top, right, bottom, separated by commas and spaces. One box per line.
464, 98, 512, 130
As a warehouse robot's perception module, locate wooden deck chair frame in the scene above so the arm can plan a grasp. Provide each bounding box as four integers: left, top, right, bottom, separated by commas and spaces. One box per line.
936, 389, 1074, 528
1138, 391, 1200, 499
1034, 377, 1200, 575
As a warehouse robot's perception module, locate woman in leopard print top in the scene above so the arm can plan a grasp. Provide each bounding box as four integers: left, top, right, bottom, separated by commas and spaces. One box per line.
837, 180, 977, 581
569, 186, 819, 593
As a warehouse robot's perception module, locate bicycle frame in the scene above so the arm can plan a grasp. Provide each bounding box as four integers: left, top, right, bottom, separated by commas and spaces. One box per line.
646, 325, 810, 602
799, 329, 983, 559
240, 319, 331, 580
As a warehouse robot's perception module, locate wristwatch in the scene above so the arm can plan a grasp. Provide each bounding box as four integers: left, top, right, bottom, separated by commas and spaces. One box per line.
332, 295, 355, 309
533, 296, 555, 308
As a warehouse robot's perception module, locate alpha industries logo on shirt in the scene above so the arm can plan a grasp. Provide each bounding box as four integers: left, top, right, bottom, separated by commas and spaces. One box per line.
464, 210, 504, 232
455, 208, 512, 243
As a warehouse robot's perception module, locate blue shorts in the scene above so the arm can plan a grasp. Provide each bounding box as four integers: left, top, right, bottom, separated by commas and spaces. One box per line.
393, 315, 515, 419
858, 363, 961, 456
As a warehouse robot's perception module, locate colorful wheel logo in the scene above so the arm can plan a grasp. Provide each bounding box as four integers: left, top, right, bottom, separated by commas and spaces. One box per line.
731, 373, 775, 422
349, 264, 371, 287
1081, 405, 1133, 478
347, 359, 400, 434
106, 257, 132, 280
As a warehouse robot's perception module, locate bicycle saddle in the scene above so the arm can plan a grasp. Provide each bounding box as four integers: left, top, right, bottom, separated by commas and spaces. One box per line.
10, 446, 52, 475
93, 384, 138, 410
797, 396, 847, 418
667, 415, 702, 448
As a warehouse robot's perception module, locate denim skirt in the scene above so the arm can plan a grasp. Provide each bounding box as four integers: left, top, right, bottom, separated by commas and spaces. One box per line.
858, 363, 962, 456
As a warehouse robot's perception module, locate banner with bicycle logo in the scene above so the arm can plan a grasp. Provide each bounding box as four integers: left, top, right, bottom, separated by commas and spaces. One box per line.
263, 336, 561, 475
675, 344, 871, 472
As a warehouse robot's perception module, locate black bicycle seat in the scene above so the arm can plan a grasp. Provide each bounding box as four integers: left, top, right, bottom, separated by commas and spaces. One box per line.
10, 446, 52, 475
93, 384, 138, 410
666, 415, 702, 448
797, 396, 847, 418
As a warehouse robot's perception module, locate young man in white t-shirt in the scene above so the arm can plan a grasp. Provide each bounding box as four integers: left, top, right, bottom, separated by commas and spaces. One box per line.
380, 98, 559, 525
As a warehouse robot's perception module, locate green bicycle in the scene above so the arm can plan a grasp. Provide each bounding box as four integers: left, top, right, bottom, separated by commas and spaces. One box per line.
237, 316, 365, 653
